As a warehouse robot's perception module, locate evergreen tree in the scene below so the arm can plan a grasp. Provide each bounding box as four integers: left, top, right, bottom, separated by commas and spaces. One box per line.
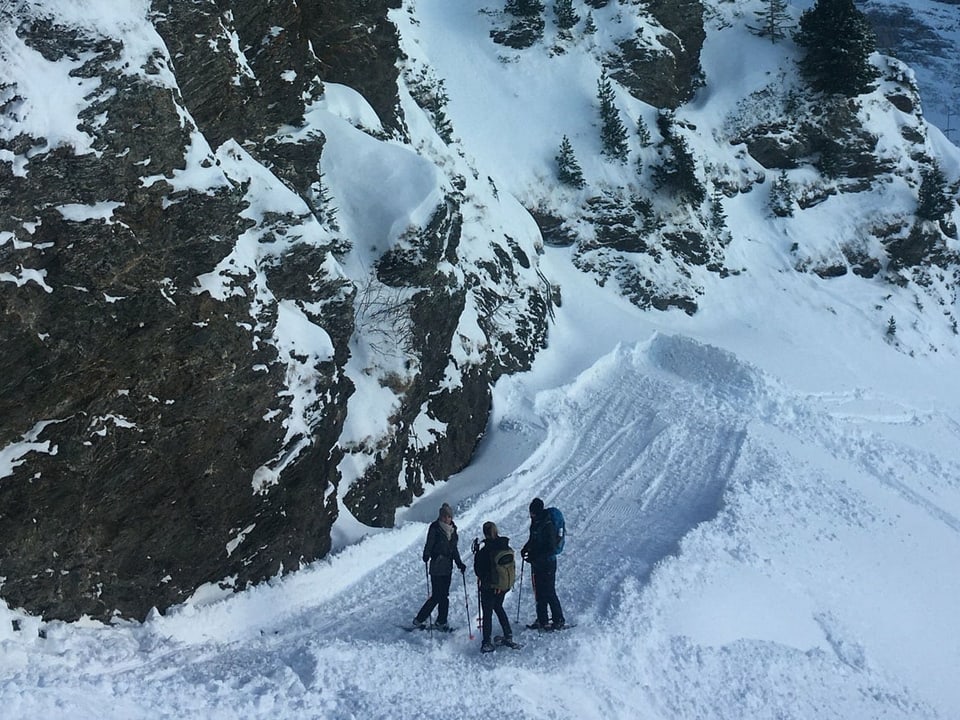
556, 135, 586, 188
751, 0, 792, 43
597, 71, 629, 162
408, 68, 454, 143
583, 12, 598, 35
636, 115, 652, 146
653, 112, 705, 204
495, 0, 545, 48
710, 189, 727, 231
795, 0, 879, 96
917, 162, 953, 221
316, 170, 340, 231
506, 0, 545, 16
769, 170, 796, 217
555, 0, 580, 30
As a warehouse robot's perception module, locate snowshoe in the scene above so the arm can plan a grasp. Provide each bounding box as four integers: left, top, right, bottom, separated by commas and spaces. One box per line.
399, 622, 455, 633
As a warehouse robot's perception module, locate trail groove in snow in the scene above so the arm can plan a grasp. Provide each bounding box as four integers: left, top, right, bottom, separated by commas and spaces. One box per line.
516, 338, 752, 621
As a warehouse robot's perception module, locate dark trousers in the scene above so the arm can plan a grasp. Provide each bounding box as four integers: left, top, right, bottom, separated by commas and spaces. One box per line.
415, 573, 452, 624
480, 587, 512, 642
532, 557, 564, 625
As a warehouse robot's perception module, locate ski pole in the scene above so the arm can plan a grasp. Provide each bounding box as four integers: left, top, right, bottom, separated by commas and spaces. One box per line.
424, 561, 433, 629
516, 559, 525, 623
462, 570, 474, 640
476, 577, 482, 633
530, 567, 541, 631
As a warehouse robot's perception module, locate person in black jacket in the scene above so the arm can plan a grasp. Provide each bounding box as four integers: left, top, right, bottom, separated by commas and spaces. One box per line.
413, 503, 466, 629
473, 521, 514, 652
521, 497, 565, 630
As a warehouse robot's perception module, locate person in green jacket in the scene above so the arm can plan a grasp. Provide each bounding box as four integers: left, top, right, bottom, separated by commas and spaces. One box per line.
473, 521, 514, 652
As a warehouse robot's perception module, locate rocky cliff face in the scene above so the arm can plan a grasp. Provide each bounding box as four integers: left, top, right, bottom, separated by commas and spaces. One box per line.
0, 0, 548, 621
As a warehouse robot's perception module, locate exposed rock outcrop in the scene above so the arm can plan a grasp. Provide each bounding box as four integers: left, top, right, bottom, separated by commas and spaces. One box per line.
0, 0, 549, 621
608, 0, 705, 109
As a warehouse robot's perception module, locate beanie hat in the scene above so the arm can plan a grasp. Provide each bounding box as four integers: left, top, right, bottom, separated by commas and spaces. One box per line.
482, 521, 498, 539
439, 502, 454, 520
529, 497, 544, 514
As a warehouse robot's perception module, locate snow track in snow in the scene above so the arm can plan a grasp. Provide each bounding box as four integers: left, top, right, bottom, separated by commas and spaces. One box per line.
517, 338, 751, 621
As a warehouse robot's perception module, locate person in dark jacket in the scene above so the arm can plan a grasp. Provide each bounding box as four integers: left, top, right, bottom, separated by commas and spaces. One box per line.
521, 497, 565, 630
413, 503, 466, 629
473, 521, 514, 653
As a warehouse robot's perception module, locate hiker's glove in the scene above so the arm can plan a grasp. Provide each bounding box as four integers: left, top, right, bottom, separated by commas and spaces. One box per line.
520, 548, 530, 561
457, 561, 466, 572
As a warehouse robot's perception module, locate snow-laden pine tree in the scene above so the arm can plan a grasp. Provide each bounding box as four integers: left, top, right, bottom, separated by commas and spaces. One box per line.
316, 170, 340, 231
636, 115, 652, 146
584, 12, 597, 35
556, 135, 586, 188
555, 0, 579, 30
494, 0, 545, 48
506, 0, 544, 17
653, 111, 705, 204
710, 189, 727, 231
917, 161, 954, 222
597, 71, 629, 162
769, 170, 796, 217
795, 0, 879, 96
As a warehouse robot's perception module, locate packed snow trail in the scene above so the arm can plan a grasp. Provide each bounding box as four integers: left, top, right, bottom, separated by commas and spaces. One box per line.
4, 326, 959, 718
506, 337, 751, 622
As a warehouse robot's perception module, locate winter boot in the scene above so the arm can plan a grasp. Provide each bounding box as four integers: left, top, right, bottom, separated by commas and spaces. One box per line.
481, 640, 495, 653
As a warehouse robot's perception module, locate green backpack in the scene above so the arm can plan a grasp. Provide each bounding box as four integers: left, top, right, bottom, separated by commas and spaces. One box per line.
491, 546, 516, 592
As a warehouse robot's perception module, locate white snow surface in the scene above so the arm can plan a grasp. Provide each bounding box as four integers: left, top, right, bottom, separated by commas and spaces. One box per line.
2, 0, 960, 718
